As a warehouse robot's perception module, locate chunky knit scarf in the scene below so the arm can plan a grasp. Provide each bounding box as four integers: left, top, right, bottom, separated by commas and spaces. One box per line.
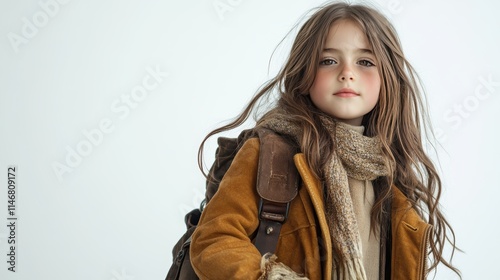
260, 110, 388, 280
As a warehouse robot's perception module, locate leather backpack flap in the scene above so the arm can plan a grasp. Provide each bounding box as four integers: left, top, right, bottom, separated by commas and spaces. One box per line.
256, 128, 299, 204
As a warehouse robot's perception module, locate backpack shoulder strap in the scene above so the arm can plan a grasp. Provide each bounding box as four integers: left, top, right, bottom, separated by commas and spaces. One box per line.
253, 128, 299, 255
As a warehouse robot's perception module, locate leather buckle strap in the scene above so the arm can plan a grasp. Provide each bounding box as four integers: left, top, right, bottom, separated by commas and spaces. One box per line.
258, 199, 290, 223
254, 199, 290, 255
252, 128, 299, 256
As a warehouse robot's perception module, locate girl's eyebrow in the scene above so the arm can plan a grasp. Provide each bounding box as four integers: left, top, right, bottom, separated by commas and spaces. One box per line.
322, 48, 374, 55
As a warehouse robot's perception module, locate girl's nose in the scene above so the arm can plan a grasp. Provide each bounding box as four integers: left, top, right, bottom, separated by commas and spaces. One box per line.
338, 65, 354, 82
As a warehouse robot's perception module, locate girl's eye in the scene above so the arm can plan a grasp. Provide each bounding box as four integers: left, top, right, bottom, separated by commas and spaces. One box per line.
319, 59, 336, 66
358, 59, 375, 67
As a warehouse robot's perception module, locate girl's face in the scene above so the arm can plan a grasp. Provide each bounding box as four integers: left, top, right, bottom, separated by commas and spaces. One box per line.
309, 19, 381, 126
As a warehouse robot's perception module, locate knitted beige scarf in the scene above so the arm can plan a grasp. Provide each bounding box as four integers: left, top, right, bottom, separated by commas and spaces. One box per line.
260, 110, 388, 280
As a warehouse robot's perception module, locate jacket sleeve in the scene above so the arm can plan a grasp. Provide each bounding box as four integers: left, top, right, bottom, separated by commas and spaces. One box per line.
190, 138, 263, 280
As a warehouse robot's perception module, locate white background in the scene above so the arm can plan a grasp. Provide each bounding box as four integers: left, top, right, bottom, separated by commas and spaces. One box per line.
1, 0, 499, 279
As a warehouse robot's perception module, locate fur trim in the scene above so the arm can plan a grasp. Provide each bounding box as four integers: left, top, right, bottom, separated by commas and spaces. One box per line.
258, 253, 309, 280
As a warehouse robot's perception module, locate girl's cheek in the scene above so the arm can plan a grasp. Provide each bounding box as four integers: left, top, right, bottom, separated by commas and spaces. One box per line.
315, 70, 334, 90
361, 71, 381, 91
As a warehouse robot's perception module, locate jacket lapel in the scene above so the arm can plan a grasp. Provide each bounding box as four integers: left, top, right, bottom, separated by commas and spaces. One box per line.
293, 153, 332, 280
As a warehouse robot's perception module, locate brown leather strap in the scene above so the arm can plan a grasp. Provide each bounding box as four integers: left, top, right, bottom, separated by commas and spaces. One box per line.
254, 199, 290, 255
256, 129, 298, 203
253, 128, 298, 255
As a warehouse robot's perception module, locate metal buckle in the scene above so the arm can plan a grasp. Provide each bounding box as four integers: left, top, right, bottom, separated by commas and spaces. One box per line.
258, 198, 290, 223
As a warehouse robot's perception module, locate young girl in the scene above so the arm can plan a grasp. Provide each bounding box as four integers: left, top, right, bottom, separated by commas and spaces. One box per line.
190, 2, 460, 279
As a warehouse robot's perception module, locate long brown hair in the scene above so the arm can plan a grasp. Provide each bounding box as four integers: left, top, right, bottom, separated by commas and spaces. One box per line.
198, 1, 460, 277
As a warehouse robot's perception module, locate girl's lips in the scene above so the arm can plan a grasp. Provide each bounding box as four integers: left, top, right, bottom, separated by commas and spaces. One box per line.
334, 88, 359, 97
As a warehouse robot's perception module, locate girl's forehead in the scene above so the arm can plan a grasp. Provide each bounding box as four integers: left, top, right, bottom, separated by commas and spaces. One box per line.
323, 19, 371, 51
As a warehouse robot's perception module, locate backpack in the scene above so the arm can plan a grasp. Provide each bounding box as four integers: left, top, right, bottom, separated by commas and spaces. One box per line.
165, 128, 300, 280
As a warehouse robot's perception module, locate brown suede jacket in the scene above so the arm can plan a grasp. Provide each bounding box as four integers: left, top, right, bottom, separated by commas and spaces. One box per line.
190, 138, 432, 280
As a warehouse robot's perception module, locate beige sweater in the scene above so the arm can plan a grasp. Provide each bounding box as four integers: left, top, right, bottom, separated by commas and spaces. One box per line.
348, 126, 380, 280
